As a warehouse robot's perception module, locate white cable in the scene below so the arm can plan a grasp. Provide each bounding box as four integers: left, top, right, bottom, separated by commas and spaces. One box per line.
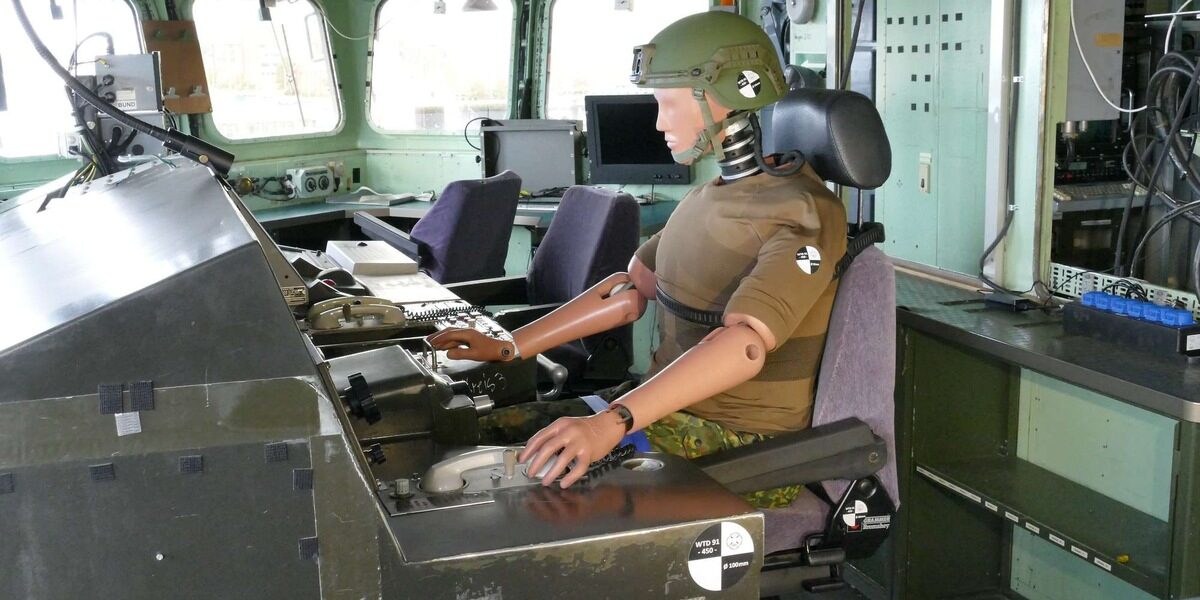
1167, 0, 1195, 54
1069, 0, 1146, 113
320, 10, 371, 40
319, 10, 396, 42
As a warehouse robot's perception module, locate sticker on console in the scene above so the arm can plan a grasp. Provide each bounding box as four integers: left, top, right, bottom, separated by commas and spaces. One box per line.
114, 88, 139, 111
688, 522, 754, 592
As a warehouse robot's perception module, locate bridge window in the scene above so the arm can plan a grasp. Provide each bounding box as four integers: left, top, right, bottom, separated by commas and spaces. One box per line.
193, 0, 341, 140
0, 0, 142, 158
369, 0, 514, 132
545, 0, 708, 121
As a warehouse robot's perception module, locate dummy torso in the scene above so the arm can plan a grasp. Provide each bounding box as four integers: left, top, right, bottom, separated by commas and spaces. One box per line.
638, 163, 847, 435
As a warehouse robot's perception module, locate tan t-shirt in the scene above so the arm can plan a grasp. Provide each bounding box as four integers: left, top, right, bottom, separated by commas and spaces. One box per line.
635, 165, 846, 435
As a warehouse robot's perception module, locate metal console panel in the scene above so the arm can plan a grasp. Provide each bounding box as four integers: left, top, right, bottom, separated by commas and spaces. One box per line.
384, 452, 765, 599
0, 378, 328, 600
0, 162, 317, 400
0, 162, 765, 599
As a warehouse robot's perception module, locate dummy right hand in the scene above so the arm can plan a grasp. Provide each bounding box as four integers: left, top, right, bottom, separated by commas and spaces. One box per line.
426, 328, 518, 362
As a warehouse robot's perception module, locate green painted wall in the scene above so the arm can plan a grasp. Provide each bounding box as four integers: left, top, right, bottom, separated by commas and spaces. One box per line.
1013, 368, 1176, 598
1017, 369, 1175, 521
1011, 527, 1159, 600
876, 0, 992, 276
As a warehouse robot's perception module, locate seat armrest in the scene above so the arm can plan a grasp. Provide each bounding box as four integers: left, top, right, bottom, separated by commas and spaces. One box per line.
446, 275, 530, 306
693, 418, 887, 494
493, 302, 561, 330
353, 212, 421, 260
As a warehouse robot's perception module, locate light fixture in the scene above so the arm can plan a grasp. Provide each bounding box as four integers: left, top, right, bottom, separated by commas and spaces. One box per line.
462, 0, 498, 11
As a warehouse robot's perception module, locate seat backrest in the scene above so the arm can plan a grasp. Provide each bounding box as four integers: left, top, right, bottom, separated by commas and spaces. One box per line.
770, 87, 891, 190
528, 186, 640, 304
812, 246, 898, 506
410, 170, 522, 284
528, 186, 639, 354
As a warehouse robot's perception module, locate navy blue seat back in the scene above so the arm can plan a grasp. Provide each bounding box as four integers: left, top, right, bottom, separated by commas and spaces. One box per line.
410, 170, 522, 284
529, 186, 639, 374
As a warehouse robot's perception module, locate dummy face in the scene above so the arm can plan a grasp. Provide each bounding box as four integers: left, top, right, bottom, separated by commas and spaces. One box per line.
653, 87, 732, 165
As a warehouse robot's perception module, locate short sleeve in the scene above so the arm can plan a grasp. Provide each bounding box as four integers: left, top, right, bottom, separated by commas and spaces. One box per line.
634, 231, 663, 272
724, 225, 844, 349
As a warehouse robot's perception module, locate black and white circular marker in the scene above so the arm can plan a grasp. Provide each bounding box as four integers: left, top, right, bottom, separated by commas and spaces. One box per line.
795, 245, 823, 275
737, 70, 762, 98
687, 522, 754, 592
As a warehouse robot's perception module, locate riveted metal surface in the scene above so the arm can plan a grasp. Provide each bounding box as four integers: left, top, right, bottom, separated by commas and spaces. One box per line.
0, 443, 319, 599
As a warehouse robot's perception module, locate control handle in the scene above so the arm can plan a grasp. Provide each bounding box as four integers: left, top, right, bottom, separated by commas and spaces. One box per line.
535, 354, 568, 402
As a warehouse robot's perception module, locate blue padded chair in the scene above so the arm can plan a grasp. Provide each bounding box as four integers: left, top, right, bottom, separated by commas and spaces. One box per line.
358, 170, 522, 285
449, 185, 640, 386
413, 170, 522, 284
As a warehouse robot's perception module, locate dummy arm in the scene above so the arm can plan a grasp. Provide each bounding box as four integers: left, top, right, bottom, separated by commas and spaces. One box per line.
520, 313, 775, 488
427, 258, 655, 361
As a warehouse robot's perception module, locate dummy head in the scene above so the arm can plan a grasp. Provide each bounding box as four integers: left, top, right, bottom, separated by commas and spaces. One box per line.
652, 88, 732, 165
631, 11, 786, 164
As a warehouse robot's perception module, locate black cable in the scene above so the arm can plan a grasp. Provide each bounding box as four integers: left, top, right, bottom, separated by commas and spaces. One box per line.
839, 0, 867, 90
68, 31, 114, 69
115, 127, 139, 154
62, 84, 110, 175
1113, 56, 1200, 276
463, 116, 491, 151
1130, 198, 1200, 273
10, 0, 234, 175
748, 112, 804, 177
1133, 119, 1200, 251
1047, 266, 1114, 299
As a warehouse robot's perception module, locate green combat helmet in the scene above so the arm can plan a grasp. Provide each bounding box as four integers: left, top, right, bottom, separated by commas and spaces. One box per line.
631, 11, 786, 164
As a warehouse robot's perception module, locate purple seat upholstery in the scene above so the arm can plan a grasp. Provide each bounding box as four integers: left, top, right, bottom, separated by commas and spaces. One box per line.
763, 246, 898, 555
528, 186, 640, 380
410, 170, 522, 284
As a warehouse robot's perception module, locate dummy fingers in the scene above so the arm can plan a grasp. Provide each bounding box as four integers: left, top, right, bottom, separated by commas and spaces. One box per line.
528, 437, 571, 486
522, 426, 570, 479
557, 446, 592, 488
426, 328, 480, 350
519, 419, 564, 463
540, 442, 584, 487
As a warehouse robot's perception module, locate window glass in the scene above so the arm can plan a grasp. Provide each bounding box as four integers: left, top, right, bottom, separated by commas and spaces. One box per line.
193, 0, 341, 140
0, 0, 142, 158
545, 0, 708, 121
370, 0, 513, 132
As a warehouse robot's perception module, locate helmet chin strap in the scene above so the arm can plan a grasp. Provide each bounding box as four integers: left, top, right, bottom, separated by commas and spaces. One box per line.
669, 89, 807, 182
669, 89, 732, 164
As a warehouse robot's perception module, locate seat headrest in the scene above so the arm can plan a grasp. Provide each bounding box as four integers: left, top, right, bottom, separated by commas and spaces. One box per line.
769, 88, 891, 190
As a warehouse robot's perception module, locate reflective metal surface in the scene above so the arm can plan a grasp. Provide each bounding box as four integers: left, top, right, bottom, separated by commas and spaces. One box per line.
0, 162, 317, 401
0, 162, 251, 352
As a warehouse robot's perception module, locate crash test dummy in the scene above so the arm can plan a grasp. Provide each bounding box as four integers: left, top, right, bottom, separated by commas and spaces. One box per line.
428, 11, 847, 508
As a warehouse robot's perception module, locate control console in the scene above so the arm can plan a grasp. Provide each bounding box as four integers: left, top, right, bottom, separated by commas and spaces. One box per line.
380, 444, 639, 516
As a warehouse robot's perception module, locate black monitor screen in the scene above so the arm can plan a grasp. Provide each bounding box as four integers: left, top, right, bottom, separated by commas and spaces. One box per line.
594, 102, 673, 165
585, 94, 692, 185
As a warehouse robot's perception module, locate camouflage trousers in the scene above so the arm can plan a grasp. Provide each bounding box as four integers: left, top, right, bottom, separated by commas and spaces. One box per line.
478, 393, 803, 509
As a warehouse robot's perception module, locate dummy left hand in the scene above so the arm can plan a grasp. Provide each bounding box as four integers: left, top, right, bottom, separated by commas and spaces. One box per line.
520, 411, 626, 488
